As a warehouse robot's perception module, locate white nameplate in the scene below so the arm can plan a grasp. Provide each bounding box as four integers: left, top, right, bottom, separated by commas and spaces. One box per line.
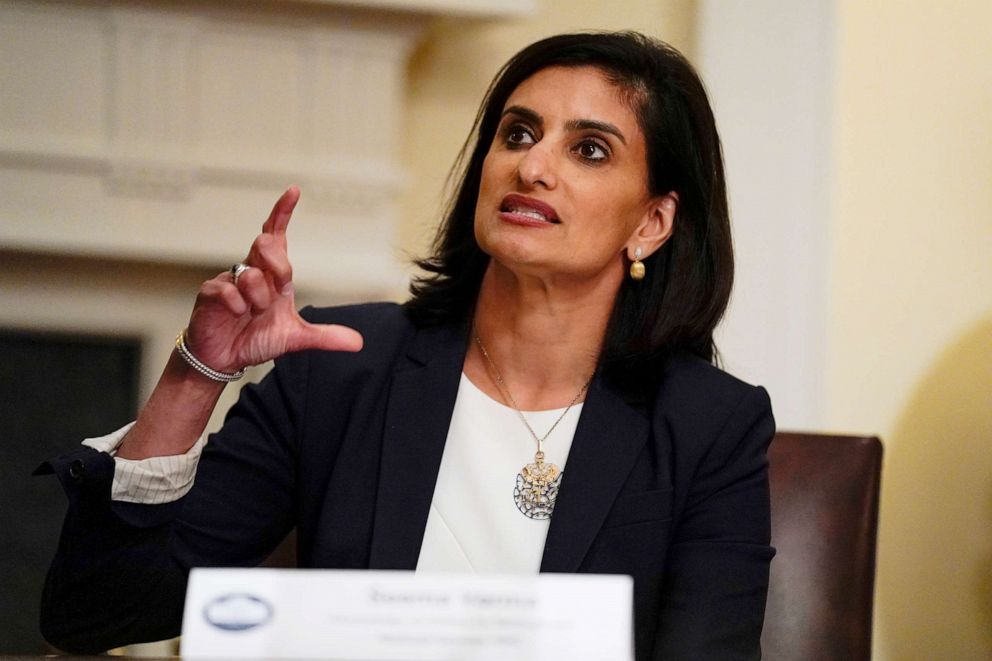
181, 568, 633, 660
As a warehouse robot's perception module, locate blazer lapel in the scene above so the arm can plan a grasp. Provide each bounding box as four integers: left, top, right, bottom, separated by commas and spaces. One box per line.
368, 322, 468, 569
540, 377, 650, 573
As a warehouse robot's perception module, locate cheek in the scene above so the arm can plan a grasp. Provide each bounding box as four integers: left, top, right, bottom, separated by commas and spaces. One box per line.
476, 153, 502, 207
573, 196, 646, 259
474, 153, 499, 247
580, 182, 644, 230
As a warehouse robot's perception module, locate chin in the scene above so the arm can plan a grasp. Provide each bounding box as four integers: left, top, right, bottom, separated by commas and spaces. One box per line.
482, 250, 542, 279
482, 234, 543, 266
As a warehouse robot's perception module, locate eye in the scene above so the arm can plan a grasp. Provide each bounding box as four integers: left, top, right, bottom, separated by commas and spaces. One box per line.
504, 124, 536, 148
574, 139, 609, 162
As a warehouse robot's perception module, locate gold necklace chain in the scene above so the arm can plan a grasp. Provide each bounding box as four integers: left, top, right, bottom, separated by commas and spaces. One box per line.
473, 332, 593, 519
473, 333, 591, 456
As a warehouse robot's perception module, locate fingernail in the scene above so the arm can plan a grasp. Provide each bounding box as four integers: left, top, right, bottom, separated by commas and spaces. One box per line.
281, 282, 295, 297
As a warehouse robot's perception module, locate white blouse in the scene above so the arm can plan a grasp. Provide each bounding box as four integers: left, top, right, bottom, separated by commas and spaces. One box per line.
416, 373, 582, 575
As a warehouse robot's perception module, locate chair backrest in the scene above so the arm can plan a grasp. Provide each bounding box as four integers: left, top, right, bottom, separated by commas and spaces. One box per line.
761, 432, 883, 661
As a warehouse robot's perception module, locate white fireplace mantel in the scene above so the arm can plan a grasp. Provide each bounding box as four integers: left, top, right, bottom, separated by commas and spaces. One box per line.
0, 0, 533, 296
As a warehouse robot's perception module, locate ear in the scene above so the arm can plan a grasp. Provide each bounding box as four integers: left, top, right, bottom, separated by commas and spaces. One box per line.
625, 191, 677, 261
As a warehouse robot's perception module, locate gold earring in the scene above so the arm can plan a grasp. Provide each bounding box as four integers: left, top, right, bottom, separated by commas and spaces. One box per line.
629, 247, 645, 281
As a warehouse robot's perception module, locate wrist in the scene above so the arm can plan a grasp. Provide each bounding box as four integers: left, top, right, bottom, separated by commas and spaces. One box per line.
117, 353, 227, 459
175, 328, 246, 383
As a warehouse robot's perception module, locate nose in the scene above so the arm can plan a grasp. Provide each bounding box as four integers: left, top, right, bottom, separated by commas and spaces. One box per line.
516, 142, 557, 190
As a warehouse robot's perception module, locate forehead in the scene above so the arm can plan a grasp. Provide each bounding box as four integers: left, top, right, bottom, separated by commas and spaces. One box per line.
504, 66, 642, 132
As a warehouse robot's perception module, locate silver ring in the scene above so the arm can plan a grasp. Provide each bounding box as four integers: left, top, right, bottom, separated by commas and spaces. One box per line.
230, 263, 250, 286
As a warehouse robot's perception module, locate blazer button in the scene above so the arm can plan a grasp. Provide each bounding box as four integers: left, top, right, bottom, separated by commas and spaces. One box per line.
68, 459, 86, 483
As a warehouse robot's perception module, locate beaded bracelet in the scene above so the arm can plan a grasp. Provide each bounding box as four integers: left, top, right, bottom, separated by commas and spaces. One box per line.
174, 329, 246, 383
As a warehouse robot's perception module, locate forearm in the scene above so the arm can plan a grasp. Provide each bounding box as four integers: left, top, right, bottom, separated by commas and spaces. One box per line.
40, 449, 188, 652
116, 351, 227, 460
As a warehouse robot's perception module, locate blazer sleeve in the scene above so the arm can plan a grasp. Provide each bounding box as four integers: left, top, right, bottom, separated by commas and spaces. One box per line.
654, 385, 776, 660
37, 345, 311, 653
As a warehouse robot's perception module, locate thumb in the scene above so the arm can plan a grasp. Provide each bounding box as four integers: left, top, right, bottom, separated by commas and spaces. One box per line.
290, 322, 364, 353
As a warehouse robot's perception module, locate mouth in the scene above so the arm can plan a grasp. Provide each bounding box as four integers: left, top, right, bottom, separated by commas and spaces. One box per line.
499, 194, 561, 225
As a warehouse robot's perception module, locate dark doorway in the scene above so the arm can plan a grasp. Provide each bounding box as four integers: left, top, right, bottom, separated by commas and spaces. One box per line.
0, 329, 140, 653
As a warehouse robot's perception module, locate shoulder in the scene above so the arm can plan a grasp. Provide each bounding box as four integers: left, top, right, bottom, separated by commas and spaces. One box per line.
290, 301, 467, 377
301, 301, 415, 354
301, 301, 411, 333
652, 353, 774, 488
264, 303, 416, 384
654, 352, 771, 421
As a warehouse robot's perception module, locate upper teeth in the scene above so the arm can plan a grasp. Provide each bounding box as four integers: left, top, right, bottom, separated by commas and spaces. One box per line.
512, 207, 548, 221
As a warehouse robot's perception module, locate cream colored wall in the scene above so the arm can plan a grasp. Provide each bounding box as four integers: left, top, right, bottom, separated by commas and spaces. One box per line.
829, 2, 992, 659
398, 0, 696, 259
696, 0, 835, 429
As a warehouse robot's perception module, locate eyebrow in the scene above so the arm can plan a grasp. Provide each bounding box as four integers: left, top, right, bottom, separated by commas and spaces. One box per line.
501, 105, 628, 145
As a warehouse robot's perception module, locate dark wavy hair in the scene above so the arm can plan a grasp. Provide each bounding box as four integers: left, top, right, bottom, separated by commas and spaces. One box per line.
405, 31, 733, 393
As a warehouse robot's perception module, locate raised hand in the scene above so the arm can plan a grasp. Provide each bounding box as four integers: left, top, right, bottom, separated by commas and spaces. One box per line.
183, 186, 363, 374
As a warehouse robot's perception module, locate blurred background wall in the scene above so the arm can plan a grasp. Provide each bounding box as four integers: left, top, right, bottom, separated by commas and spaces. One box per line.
827, 3, 991, 658
1, 0, 989, 658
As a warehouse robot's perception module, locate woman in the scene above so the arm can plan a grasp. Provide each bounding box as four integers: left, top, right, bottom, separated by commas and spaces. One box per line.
40, 32, 774, 660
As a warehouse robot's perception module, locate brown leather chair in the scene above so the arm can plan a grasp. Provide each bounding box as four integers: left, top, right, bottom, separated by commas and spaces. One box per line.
761, 432, 883, 661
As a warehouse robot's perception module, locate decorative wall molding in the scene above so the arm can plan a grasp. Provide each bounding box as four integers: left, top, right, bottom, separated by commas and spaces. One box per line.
105, 5, 198, 200
0, 0, 529, 294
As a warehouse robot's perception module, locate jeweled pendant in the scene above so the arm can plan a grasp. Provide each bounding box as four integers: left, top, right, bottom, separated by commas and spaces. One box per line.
513, 457, 562, 520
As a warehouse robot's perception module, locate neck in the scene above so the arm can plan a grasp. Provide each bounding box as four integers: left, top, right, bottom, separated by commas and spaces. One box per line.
466, 260, 621, 410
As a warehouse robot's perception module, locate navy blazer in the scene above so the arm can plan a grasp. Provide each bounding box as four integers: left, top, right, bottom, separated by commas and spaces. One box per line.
40, 303, 775, 660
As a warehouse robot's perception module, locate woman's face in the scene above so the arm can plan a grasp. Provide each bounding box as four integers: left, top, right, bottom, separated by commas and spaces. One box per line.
474, 65, 658, 285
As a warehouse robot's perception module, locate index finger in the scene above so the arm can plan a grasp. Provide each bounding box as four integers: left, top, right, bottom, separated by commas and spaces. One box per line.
262, 185, 301, 235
